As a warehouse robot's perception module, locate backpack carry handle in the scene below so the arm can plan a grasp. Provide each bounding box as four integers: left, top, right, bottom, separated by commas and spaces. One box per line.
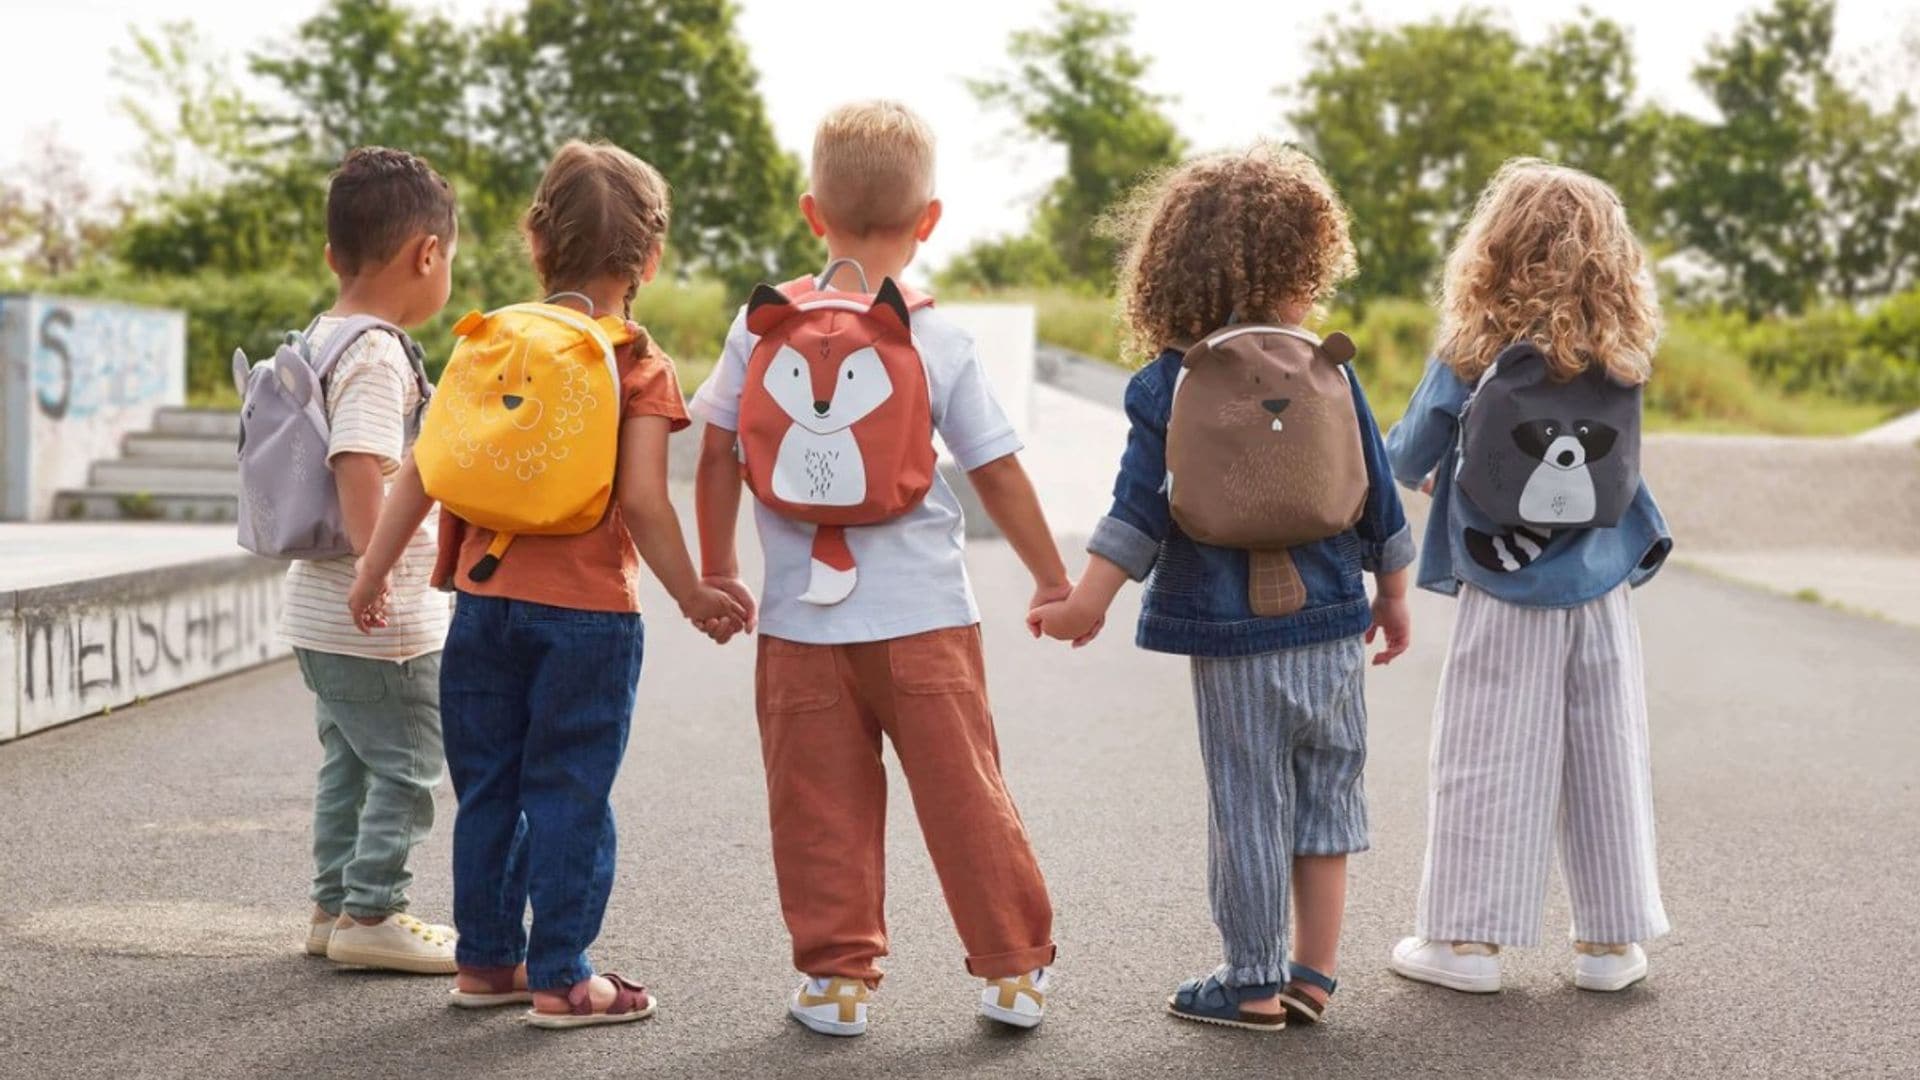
544, 291, 597, 316
815, 257, 870, 293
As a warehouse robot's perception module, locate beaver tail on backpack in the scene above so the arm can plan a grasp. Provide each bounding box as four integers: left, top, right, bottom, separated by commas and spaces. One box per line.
800, 524, 857, 605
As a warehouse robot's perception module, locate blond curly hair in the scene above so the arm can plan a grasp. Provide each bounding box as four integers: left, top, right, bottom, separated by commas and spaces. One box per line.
1436, 158, 1660, 385
1112, 142, 1355, 357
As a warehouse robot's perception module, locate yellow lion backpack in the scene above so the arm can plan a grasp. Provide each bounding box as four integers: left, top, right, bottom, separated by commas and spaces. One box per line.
416, 293, 638, 582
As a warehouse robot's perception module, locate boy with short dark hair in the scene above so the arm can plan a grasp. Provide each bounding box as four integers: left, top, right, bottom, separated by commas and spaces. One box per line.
284, 145, 459, 973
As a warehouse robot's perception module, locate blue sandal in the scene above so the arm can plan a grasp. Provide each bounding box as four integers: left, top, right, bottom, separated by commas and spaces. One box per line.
1166, 973, 1286, 1031
1276, 963, 1337, 1024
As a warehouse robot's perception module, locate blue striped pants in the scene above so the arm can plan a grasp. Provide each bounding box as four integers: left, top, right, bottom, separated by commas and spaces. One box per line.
1416, 584, 1669, 947
1190, 637, 1370, 988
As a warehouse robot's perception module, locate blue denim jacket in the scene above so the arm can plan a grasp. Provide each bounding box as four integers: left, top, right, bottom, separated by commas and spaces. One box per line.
1386, 357, 1672, 608
1087, 344, 1416, 658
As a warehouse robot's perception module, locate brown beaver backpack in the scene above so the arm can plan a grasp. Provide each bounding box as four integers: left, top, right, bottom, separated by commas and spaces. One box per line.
1165, 324, 1367, 616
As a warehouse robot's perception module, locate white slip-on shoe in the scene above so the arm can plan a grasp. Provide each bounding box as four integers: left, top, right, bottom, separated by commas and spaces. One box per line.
1573, 944, 1648, 992
789, 976, 870, 1037
980, 968, 1049, 1029
325, 913, 458, 975
305, 914, 336, 957
1390, 937, 1502, 994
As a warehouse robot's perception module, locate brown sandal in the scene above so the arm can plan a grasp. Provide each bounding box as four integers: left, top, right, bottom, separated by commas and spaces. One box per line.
526, 973, 658, 1029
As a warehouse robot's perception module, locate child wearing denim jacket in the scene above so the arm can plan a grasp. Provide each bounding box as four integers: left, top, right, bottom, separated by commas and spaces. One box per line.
1385, 160, 1672, 995
1032, 144, 1414, 1030
284, 147, 458, 974
349, 141, 742, 1029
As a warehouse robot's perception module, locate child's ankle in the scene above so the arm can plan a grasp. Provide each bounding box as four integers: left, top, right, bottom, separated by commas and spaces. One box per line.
1449, 941, 1499, 956
1573, 941, 1629, 956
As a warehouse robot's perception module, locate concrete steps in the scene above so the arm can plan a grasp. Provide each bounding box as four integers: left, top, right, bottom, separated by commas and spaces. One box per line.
52, 408, 240, 522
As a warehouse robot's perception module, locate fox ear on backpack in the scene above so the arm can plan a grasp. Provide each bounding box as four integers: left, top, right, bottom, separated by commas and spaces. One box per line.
746, 284, 797, 336
867, 278, 913, 338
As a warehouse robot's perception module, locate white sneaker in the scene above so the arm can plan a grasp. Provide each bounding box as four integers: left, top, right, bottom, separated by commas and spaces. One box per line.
325, 913, 458, 974
789, 976, 870, 1037
979, 968, 1049, 1029
305, 914, 336, 957
1573, 944, 1648, 992
1390, 937, 1501, 993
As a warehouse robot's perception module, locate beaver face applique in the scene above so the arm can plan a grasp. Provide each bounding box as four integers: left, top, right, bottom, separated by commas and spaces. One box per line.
1165, 326, 1368, 552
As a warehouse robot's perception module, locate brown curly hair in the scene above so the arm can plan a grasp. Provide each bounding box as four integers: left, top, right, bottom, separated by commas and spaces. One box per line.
1436, 158, 1660, 386
1111, 142, 1355, 357
522, 140, 671, 314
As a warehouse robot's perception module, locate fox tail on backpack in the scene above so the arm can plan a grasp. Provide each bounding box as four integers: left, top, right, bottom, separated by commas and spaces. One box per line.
801, 525, 856, 605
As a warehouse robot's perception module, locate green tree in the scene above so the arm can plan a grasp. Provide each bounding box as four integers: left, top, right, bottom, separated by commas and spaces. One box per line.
482, 0, 816, 290
965, 0, 1185, 287
1528, 12, 1665, 232
1288, 9, 1549, 304
1665, 0, 1920, 314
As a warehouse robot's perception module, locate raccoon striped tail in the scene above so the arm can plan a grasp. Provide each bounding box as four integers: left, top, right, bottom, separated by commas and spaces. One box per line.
1464, 526, 1553, 574
799, 524, 857, 605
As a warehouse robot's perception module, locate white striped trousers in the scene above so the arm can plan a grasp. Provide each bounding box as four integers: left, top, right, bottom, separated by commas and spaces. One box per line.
1416, 584, 1669, 947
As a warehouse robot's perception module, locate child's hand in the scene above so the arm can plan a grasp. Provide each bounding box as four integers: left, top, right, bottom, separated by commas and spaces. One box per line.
347, 571, 391, 634
702, 575, 759, 636
1028, 595, 1105, 648
681, 583, 747, 642
1420, 474, 1436, 495
1367, 593, 1412, 665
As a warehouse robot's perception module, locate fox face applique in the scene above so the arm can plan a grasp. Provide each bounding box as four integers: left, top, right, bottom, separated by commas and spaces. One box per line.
737, 274, 937, 605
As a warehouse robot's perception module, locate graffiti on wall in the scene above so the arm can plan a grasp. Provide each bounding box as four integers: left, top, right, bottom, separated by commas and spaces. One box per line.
17, 573, 282, 717
30, 301, 178, 421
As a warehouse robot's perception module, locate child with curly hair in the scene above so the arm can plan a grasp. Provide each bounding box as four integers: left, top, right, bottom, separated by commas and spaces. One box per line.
1385, 159, 1672, 995
1031, 143, 1414, 1030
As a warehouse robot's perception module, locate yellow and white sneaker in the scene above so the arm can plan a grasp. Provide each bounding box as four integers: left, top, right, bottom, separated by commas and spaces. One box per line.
789, 976, 870, 1037
980, 967, 1050, 1029
325, 913, 457, 974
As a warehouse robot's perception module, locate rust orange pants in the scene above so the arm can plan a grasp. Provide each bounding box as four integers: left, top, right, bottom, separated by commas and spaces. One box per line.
755, 625, 1055, 984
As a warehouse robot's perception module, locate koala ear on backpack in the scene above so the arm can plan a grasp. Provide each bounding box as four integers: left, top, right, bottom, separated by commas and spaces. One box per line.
1318, 331, 1356, 364
745, 284, 797, 336
867, 278, 913, 339
275, 354, 320, 408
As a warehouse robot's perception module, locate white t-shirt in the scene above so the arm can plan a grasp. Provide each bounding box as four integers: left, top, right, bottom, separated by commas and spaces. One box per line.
690, 304, 1023, 645
279, 317, 449, 662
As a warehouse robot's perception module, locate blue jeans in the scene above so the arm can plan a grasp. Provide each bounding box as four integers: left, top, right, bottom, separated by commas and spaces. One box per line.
295, 648, 445, 918
439, 594, 645, 991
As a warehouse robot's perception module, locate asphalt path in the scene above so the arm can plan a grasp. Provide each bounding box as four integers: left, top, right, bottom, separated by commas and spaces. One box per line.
3, 534, 1917, 1078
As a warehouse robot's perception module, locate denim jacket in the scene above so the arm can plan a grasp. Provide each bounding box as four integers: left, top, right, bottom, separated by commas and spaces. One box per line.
1087, 343, 1416, 658
1386, 357, 1673, 608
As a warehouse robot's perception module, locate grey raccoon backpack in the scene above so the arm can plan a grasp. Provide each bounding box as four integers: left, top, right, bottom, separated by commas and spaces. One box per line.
1455, 342, 1640, 530
231, 316, 429, 560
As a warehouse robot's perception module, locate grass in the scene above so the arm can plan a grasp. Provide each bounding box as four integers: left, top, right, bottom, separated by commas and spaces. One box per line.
980, 287, 1908, 437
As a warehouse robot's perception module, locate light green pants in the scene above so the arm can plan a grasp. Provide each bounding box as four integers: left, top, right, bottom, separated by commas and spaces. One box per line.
295, 648, 445, 918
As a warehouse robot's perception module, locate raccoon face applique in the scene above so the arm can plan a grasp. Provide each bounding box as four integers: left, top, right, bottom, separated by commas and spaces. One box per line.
1511, 418, 1619, 526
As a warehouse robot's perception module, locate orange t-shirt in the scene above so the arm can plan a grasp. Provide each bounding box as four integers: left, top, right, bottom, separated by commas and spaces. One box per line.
432, 329, 691, 613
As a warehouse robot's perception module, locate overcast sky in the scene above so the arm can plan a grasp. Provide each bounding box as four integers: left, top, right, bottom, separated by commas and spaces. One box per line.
7, 0, 1915, 269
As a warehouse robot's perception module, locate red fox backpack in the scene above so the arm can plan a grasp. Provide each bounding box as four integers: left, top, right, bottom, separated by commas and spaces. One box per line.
735, 258, 937, 605
1454, 341, 1642, 531
1163, 322, 1369, 617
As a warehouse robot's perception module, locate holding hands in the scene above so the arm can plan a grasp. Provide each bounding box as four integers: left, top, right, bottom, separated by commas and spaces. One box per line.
683, 577, 753, 644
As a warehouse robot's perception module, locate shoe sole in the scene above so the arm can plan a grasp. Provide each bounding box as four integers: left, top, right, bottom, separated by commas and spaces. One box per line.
1389, 955, 1501, 994
1164, 1002, 1286, 1032
326, 944, 458, 975
1574, 961, 1648, 992
449, 989, 535, 1009
789, 1006, 866, 1037
304, 934, 331, 957
526, 1000, 657, 1029
979, 1002, 1043, 1029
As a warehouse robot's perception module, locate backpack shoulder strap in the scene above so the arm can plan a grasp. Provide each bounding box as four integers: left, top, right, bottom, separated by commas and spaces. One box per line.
312, 314, 430, 400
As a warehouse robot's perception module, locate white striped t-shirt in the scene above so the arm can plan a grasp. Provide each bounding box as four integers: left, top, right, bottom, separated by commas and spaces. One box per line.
278, 317, 450, 662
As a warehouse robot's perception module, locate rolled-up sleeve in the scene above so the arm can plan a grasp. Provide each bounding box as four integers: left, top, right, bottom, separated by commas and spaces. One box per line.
1086, 365, 1174, 581
1350, 368, 1416, 575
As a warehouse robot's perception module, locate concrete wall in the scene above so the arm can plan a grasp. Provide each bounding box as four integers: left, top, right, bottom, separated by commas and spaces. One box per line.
0, 294, 186, 520
1, 556, 288, 742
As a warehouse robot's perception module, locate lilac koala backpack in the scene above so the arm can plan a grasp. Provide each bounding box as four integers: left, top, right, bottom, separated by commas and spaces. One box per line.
231, 316, 429, 560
